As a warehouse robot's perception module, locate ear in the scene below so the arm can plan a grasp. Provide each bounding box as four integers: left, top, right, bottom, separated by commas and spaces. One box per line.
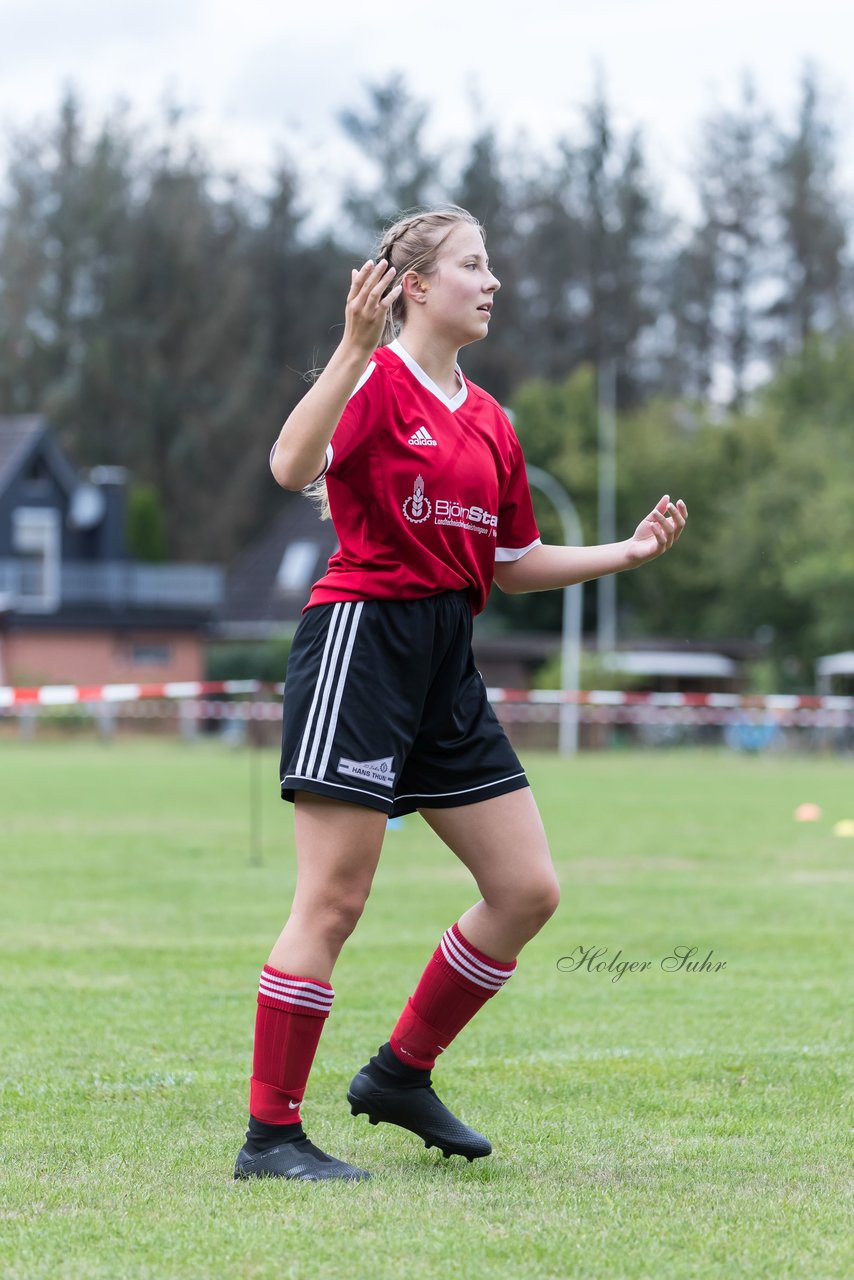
402, 270, 430, 304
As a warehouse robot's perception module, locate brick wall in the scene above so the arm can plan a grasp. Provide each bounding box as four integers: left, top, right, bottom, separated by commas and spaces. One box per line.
4, 629, 204, 686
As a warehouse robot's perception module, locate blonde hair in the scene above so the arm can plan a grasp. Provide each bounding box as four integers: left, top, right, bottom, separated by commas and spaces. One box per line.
375, 204, 485, 345
305, 205, 484, 520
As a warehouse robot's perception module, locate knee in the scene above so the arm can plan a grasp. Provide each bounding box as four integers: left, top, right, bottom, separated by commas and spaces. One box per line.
488, 872, 560, 934
524, 874, 561, 929
303, 887, 369, 949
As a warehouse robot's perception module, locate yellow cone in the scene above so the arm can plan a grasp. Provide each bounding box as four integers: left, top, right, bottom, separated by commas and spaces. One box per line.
832, 820, 854, 838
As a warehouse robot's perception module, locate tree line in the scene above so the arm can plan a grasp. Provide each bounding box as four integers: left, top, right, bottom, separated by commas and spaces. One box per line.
0, 72, 850, 680
510, 341, 854, 682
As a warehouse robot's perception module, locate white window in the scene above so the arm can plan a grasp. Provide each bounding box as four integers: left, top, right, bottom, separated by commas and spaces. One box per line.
276, 541, 318, 592
129, 644, 172, 665
12, 507, 60, 612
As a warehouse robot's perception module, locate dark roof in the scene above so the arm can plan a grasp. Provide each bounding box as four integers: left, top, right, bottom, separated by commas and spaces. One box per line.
219, 493, 338, 636
615, 635, 762, 660
0, 416, 47, 489
471, 628, 560, 663
0, 415, 80, 496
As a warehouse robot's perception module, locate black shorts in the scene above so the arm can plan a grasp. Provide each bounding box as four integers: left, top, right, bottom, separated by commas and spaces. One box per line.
279, 591, 529, 817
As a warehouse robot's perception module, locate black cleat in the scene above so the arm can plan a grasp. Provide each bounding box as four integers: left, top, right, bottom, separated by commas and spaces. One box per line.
234, 1137, 370, 1182
347, 1063, 491, 1161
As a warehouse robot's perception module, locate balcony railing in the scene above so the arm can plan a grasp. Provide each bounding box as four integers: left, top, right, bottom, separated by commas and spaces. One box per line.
0, 559, 223, 614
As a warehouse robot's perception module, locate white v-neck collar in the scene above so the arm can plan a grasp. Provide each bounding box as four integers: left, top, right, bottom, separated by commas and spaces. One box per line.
388, 339, 468, 413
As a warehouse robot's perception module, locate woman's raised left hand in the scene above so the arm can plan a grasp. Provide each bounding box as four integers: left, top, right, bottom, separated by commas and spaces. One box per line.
625, 495, 688, 565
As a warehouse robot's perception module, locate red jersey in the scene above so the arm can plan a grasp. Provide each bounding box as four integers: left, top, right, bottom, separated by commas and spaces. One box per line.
295, 340, 540, 615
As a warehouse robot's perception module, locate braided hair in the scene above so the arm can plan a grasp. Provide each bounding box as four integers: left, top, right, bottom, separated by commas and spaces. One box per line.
374, 205, 485, 345
305, 205, 484, 520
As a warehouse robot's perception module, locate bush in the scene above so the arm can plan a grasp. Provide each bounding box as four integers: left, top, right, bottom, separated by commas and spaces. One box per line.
205, 640, 292, 684
531, 650, 647, 692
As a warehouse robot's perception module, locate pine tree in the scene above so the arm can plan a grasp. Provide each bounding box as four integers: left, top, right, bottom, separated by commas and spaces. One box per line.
772, 66, 848, 352
339, 75, 440, 242
518, 87, 666, 402
452, 128, 527, 399
692, 79, 775, 408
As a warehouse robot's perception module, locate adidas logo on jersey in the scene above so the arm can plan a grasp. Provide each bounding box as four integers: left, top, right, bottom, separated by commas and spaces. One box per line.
408, 426, 437, 447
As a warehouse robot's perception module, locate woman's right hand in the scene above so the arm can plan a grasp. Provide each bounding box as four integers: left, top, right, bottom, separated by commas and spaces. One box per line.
271, 260, 402, 491
343, 259, 402, 354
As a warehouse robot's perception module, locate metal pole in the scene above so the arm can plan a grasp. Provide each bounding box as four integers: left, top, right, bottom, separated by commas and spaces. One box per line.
525, 465, 584, 755
597, 360, 617, 655
248, 704, 263, 866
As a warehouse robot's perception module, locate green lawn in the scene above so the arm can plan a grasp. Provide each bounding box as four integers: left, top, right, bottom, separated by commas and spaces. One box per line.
1, 739, 852, 1279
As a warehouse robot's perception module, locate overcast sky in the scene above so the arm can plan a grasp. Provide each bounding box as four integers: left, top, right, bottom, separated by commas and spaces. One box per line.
2, 0, 852, 222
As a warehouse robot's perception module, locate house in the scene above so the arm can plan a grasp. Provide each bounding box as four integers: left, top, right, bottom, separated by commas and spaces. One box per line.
218, 492, 338, 641
0, 417, 222, 686
601, 643, 743, 692
816, 651, 854, 696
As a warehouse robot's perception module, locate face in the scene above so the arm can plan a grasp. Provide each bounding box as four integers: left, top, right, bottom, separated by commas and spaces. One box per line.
407, 223, 501, 348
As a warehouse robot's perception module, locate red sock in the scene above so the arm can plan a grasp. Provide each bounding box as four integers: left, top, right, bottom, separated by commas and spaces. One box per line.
249, 966, 334, 1125
390, 922, 517, 1071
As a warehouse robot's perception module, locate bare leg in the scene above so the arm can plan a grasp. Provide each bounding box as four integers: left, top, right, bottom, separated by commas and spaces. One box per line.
420, 787, 560, 960
268, 793, 388, 981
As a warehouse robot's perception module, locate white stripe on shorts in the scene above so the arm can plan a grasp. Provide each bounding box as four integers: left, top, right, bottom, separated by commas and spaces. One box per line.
316, 601, 363, 780
295, 602, 346, 778
294, 602, 363, 782
300, 601, 364, 781
303, 602, 352, 778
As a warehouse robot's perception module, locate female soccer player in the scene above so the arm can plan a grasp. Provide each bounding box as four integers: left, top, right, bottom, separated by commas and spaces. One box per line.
234, 206, 687, 1182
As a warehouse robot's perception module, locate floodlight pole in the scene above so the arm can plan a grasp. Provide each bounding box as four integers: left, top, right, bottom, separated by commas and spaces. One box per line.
597, 360, 617, 655
248, 706, 263, 867
525, 465, 584, 756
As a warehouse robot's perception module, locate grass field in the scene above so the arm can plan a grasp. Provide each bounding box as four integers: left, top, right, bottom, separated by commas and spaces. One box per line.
1, 738, 852, 1279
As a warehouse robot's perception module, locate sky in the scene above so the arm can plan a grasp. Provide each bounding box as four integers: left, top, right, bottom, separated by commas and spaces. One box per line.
1, 0, 852, 223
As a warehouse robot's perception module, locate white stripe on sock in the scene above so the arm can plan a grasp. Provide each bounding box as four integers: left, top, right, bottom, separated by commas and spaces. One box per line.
262, 973, 332, 992
444, 928, 516, 982
440, 934, 507, 991
260, 972, 334, 1000
258, 974, 334, 1012
258, 985, 334, 1013
259, 982, 332, 1007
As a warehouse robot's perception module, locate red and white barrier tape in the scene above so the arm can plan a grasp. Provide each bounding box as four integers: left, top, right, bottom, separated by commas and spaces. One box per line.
1, 679, 850, 714
0, 679, 267, 708
484, 688, 854, 710
4, 698, 849, 729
